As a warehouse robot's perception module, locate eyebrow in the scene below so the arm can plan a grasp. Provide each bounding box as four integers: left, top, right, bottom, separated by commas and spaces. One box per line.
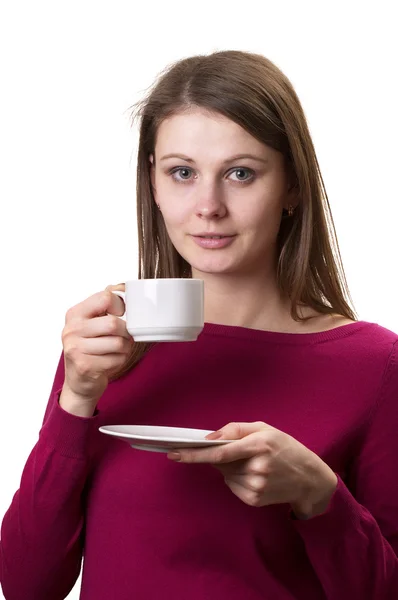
159, 153, 269, 165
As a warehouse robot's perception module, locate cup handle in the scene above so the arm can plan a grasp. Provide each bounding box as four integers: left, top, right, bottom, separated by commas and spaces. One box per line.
110, 290, 127, 321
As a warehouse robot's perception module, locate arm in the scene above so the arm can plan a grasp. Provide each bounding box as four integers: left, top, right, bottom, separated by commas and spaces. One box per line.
168, 340, 398, 598
0, 353, 98, 600
292, 341, 398, 599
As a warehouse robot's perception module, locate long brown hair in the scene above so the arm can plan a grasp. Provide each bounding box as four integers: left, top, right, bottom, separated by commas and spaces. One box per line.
109, 50, 356, 382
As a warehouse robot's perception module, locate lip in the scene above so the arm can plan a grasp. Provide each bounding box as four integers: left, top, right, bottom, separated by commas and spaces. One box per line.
193, 232, 235, 237
191, 234, 237, 249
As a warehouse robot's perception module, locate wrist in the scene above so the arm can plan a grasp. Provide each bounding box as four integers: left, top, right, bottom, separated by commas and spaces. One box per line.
59, 386, 98, 418
291, 465, 338, 519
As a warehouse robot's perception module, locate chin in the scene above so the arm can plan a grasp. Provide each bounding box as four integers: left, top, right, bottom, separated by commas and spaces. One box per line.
175, 240, 251, 275
187, 257, 244, 276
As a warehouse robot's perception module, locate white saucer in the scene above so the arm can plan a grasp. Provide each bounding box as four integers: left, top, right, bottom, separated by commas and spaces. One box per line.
99, 425, 233, 453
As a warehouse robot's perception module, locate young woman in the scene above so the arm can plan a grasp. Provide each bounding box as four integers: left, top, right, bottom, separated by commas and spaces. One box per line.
1, 50, 397, 600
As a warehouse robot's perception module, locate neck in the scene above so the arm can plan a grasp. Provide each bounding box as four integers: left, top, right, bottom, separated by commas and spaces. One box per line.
192, 267, 296, 332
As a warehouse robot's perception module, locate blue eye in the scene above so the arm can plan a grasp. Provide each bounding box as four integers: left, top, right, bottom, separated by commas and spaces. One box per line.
229, 168, 254, 182
169, 166, 255, 184
170, 167, 193, 182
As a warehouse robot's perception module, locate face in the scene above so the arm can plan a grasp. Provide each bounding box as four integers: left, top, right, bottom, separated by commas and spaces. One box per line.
151, 107, 295, 277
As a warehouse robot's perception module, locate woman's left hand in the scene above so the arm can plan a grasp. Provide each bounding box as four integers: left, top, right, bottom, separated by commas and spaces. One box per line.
167, 422, 338, 519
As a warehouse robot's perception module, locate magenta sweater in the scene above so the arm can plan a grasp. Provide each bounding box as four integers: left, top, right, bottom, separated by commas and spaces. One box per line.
1, 321, 398, 599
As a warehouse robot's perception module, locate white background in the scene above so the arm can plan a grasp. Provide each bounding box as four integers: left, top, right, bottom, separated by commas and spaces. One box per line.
0, 1, 397, 598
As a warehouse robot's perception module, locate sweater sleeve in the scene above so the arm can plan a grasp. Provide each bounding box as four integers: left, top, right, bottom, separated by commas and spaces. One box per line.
0, 352, 99, 600
292, 340, 398, 599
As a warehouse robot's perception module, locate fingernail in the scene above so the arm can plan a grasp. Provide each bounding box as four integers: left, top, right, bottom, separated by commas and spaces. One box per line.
168, 452, 181, 461
206, 431, 222, 440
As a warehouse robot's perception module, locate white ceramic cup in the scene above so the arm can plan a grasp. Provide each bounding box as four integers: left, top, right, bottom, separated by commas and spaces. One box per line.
110, 278, 204, 342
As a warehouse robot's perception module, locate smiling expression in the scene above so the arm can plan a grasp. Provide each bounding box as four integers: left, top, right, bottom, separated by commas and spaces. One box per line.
151, 107, 295, 277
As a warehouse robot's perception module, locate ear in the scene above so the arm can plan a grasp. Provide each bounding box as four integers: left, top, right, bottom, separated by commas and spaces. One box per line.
285, 170, 299, 210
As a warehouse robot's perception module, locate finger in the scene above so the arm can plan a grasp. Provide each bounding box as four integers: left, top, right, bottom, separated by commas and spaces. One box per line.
205, 421, 272, 441
214, 451, 270, 478
213, 460, 249, 476
168, 432, 269, 464
80, 315, 132, 341
224, 478, 266, 508
222, 478, 253, 504
79, 336, 133, 355
224, 472, 267, 494
67, 291, 125, 321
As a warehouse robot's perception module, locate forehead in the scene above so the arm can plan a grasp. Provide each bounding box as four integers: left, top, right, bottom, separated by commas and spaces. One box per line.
155, 108, 268, 160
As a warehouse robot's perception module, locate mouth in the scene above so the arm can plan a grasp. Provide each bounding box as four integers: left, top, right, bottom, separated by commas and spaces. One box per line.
190, 234, 237, 249
198, 235, 228, 239
192, 233, 236, 239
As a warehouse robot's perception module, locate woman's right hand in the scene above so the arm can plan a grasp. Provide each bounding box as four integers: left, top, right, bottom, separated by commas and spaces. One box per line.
59, 284, 133, 417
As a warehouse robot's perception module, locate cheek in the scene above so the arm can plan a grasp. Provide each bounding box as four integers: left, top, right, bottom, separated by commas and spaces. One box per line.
156, 179, 192, 224
161, 206, 191, 243
162, 204, 190, 225
235, 179, 284, 219
238, 201, 281, 231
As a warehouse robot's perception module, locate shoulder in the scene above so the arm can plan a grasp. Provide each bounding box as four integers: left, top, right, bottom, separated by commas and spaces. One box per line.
315, 321, 398, 384
346, 321, 398, 382
356, 321, 398, 350
337, 320, 398, 347
369, 323, 398, 384
355, 325, 398, 437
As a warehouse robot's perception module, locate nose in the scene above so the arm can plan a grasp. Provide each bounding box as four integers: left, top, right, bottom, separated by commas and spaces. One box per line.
195, 182, 227, 220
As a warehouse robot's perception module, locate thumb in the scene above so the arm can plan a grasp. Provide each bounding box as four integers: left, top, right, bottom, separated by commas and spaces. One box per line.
105, 283, 125, 292
206, 421, 272, 440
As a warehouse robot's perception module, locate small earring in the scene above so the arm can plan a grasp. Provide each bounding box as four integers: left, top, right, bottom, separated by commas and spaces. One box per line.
287, 204, 295, 217
156, 203, 160, 209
